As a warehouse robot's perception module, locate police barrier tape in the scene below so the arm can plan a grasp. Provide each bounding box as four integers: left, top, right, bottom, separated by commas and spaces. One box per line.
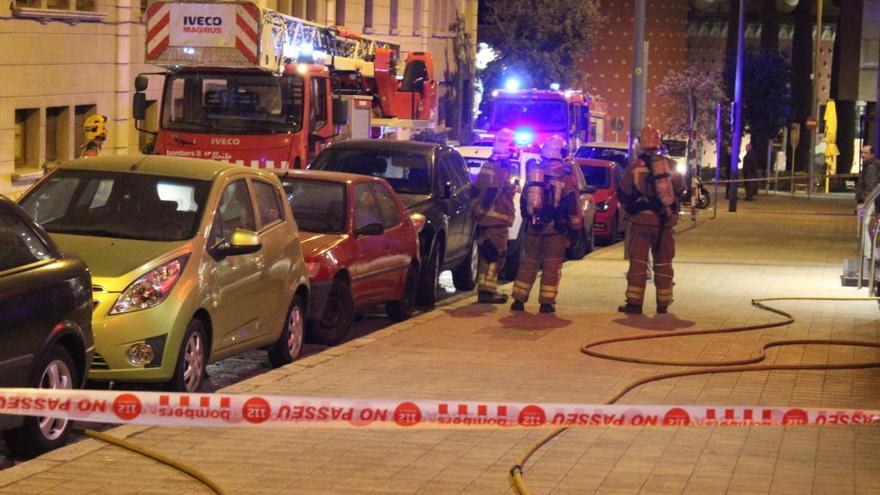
1, 388, 879, 429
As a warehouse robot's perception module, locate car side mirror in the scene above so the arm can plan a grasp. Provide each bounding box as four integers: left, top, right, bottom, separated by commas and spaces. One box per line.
133, 93, 147, 121
135, 75, 149, 92
583, 185, 597, 194
355, 222, 384, 237
332, 98, 348, 126
210, 229, 261, 259
442, 181, 454, 199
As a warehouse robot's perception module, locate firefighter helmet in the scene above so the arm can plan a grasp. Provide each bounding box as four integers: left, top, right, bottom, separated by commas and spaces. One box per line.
493, 128, 516, 158
639, 125, 662, 150
84, 114, 108, 142
541, 135, 566, 160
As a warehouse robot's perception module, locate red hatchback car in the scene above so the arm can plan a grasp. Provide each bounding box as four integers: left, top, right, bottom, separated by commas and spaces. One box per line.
576, 158, 626, 245
274, 170, 420, 345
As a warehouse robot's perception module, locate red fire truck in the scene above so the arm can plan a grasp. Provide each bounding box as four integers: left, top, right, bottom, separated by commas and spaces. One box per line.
133, 0, 437, 169
473, 88, 604, 153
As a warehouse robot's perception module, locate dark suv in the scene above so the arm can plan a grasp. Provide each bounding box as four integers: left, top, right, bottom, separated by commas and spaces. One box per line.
310, 140, 477, 306
0, 196, 93, 458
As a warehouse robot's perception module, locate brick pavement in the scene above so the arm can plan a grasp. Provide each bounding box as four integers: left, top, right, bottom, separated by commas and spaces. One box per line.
1, 193, 878, 494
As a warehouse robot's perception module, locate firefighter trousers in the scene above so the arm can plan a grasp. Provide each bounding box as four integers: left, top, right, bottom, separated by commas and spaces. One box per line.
512, 232, 567, 305
625, 223, 675, 308
476, 226, 509, 294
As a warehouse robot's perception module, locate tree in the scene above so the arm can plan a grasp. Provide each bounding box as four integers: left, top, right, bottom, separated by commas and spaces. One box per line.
723, 49, 792, 165
656, 66, 724, 142
479, 0, 605, 91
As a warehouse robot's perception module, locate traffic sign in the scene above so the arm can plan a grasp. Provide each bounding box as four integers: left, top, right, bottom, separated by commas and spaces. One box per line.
805, 115, 818, 130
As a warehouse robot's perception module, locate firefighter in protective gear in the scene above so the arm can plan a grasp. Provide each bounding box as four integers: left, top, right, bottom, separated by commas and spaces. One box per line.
472, 128, 518, 304
617, 126, 685, 315
81, 114, 108, 158
511, 135, 583, 313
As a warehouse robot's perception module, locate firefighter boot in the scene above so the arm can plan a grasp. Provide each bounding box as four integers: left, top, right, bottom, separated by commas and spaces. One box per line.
478, 291, 509, 304
510, 300, 525, 311
539, 303, 555, 314
617, 303, 643, 314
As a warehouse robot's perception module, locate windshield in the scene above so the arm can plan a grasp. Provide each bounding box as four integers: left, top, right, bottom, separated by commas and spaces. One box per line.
490, 99, 567, 132
310, 149, 432, 195
20, 170, 210, 241
280, 179, 346, 234
580, 165, 611, 189
662, 140, 687, 157
162, 71, 304, 134
575, 146, 629, 166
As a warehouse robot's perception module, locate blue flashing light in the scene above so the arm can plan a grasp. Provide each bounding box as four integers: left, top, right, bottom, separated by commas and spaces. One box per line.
504, 78, 521, 91
550, 83, 561, 91
514, 129, 534, 146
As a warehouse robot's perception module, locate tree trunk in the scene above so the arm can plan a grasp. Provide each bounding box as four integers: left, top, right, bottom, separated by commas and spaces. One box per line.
756, 0, 779, 175
790, 0, 813, 173
760, 0, 779, 54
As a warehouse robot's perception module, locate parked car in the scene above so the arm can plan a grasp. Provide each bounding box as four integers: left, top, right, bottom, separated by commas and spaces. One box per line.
0, 196, 94, 458
577, 158, 625, 245
310, 140, 477, 306
575, 141, 630, 167
18, 156, 310, 392
500, 157, 597, 279
273, 170, 420, 346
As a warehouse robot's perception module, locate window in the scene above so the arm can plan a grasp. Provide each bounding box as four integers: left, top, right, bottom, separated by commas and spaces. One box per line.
364, 0, 373, 29
369, 183, 401, 229
0, 207, 52, 272
389, 0, 398, 31
252, 180, 284, 228
280, 178, 346, 234
210, 180, 256, 246
12, 0, 102, 20
353, 183, 383, 230
412, 0, 421, 34
335, 0, 345, 25
442, 151, 470, 188
309, 77, 328, 129
14, 109, 38, 169
46, 106, 69, 163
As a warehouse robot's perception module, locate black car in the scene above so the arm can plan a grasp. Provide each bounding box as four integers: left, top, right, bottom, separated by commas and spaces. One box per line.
310, 140, 477, 306
0, 195, 93, 458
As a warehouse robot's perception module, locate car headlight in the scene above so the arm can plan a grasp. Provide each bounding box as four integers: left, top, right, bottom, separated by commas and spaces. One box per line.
111, 256, 189, 315
596, 200, 611, 212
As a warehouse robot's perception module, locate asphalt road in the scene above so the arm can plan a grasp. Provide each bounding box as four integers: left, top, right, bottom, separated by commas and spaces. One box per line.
0, 270, 481, 469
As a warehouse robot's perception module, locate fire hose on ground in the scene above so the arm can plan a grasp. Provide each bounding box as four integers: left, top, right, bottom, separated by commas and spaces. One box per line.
509, 296, 880, 495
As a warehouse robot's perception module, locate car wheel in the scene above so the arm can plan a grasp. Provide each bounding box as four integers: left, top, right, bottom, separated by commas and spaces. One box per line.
566, 227, 589, 260
311, 281, 354, 346
387, 264, 418, 321
416, 240, 440, 307
169, 319, 208, 392
451, 239, 478, 291
2, 347, 77, 458
268, 295, 305, 367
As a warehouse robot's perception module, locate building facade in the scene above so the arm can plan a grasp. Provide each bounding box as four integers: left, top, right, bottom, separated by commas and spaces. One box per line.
0, 0, 477, 193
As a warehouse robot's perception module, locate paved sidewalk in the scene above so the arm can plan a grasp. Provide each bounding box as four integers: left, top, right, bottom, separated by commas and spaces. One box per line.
1, 194, 879, 494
